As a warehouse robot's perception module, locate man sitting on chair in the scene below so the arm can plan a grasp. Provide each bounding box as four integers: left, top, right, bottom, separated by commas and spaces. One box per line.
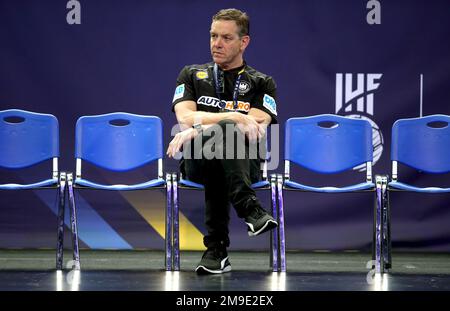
167, 8, 278, 274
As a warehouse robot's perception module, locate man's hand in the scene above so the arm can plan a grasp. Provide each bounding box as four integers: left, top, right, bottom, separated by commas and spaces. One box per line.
166, 128, 198, 158
232, 112, 266, 142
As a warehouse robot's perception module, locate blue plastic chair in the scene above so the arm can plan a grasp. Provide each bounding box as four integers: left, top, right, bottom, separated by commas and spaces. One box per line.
68, 112, 171, 269
170, 135, 284, 272
0, 109, 76, 270
281, 114, 381, 272
381, 114, 450, 272
390, 114, 450, 190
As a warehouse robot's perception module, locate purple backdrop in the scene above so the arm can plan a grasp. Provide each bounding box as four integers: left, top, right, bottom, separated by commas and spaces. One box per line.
1, 0, 450, 251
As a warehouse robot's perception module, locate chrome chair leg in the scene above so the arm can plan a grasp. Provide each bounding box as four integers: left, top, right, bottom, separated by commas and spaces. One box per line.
374, 175, 385, 274
165, 173, 173, 271
67, 173, 80, 270
172, 173, 180, 271
270, 174, 278, 271
381, 175, 391, 271
56, 172, 67, 270
277, 174, 286, 272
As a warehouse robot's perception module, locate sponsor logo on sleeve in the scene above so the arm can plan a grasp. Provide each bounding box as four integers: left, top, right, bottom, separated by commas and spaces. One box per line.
263, 94, 277, 115
172, 84, 185, 102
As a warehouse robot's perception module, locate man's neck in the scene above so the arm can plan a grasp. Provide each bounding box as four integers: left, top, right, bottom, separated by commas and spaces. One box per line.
218, 59, 245, 71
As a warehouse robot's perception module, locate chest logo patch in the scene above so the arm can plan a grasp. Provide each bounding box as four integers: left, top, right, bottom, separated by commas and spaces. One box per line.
238, 81, 251, 95
196, 71, 209, 80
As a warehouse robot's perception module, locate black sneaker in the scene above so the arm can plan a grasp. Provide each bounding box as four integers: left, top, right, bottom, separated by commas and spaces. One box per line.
195, 247, 231, 274
245, 207, 278, 236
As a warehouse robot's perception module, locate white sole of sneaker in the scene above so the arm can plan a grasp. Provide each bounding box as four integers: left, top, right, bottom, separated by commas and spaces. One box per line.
195, 256, 232, 274
246, 219, 278, 236
195, 265, 232, 274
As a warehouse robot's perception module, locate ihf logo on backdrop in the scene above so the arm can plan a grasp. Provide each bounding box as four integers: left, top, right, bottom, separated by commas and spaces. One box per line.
335, 73, 384, 170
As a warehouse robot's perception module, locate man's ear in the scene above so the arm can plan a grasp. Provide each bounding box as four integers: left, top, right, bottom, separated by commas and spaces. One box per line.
241, 35, 250, 51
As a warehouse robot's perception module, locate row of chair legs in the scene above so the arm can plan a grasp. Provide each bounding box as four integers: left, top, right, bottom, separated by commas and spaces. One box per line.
165, 173, 287, 272
165, 173, 394, 274
55, 172, 390, 274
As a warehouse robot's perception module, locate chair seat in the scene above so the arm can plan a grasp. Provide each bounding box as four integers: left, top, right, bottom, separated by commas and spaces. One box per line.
0, 178, 58, 190
389, 181, 450, 193
179, 178, 270, 190
179, 178, 204, 189
75, 178, 165, 190
251, 180, 270, 188
284, 180, 375, 193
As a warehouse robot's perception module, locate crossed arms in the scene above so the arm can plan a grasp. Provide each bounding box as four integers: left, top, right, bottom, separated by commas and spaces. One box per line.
166, 100, 272, 158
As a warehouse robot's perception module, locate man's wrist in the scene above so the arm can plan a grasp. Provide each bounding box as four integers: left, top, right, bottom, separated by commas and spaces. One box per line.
229, 111, 241, 122
192, 122, 203, 134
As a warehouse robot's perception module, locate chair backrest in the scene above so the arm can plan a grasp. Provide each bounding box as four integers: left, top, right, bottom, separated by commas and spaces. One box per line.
391, 114, 450, 174
0, 109, 59, 169
75, 112, 163, 173
285, 114, 373, 174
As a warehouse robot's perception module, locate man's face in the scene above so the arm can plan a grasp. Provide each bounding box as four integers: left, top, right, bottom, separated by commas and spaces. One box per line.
210, 20, 249, 69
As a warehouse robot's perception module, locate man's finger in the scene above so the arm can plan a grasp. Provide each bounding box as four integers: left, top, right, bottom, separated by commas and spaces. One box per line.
169, 135, 182, 157
258, 125, 266, 138
166, 138, 177, 156
248, 125, 257, 143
